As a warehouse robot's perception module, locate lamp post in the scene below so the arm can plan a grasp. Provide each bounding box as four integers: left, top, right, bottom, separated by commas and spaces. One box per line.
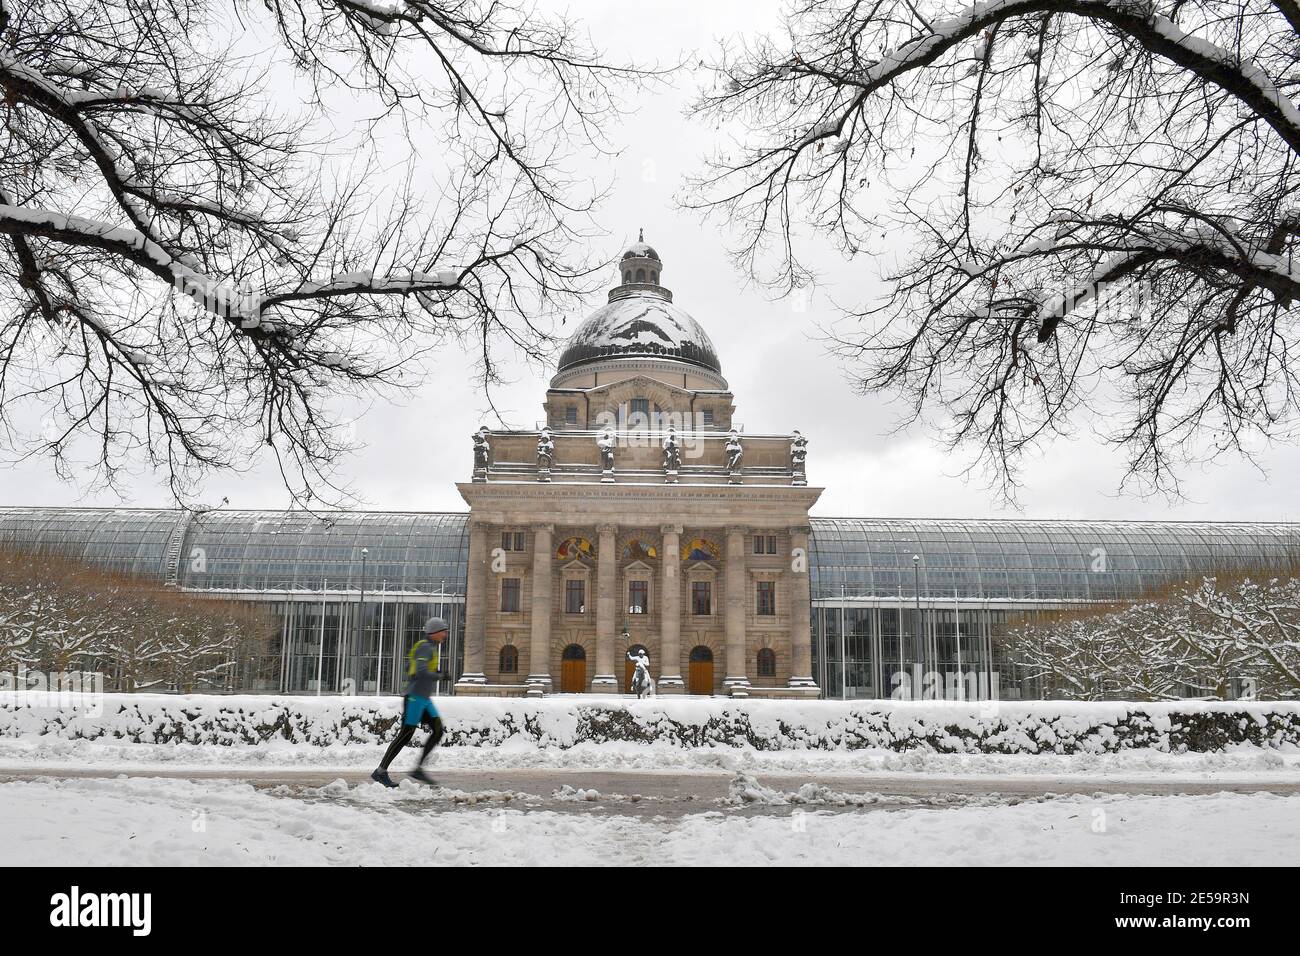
376, 579, 387, 697
895, 577, 904, 697
839, 582, 847, 701
912, 554, 922, 692
954, 587, 963, 701
353, 546, 368, 692
315, 579, 327, 695
621, 622, 630, 694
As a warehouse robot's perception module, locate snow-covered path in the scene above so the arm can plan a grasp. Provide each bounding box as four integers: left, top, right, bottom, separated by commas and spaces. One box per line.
1, 774, 1296, 866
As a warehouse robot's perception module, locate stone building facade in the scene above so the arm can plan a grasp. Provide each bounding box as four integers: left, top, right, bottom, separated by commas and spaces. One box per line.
455, 237, 822, 697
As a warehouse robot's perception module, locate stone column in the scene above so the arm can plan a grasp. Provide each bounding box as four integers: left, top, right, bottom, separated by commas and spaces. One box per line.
591, 522, 619, 691
456, 519, 489, 685
526, 523, 554, 692
788, 525, 818, 689
657, 524, 684, 691
723, 526, 750, 690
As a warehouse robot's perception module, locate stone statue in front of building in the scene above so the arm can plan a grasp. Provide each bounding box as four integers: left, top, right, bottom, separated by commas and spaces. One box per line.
597, 426, 616, 482
472, 426, 491, 481
790, 430, 808, 486
662, 426, 681, 482
725, 429, 743, 483
627, 647, 654, 698
537, 427, 555, 481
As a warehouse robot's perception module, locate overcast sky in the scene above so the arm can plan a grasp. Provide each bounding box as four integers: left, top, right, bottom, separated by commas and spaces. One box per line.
3, 0, 1299, 522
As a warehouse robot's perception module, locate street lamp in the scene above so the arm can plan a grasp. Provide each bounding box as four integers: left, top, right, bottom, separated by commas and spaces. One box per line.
621, 622, 631, 694
376, 578, 387, 697
912, 554, 922, 687
353, 546, 368, 692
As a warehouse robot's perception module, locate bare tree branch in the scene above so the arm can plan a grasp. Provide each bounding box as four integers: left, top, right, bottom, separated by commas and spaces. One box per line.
0, 0, 659, 506
687, 0, 1300, 499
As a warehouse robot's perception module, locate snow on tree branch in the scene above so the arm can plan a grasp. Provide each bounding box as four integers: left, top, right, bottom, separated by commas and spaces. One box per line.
688, 0, 1300, 498
0, 0, 655, 505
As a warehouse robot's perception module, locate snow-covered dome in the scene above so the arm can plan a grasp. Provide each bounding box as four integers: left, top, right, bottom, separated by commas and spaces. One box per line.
556, 235, 722, 375
620, 228, 660, 262
557, 295, 722, 374
621, 241, 659, 261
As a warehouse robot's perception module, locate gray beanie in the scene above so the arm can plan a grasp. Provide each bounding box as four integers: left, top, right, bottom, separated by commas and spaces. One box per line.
424, 616, 449, 635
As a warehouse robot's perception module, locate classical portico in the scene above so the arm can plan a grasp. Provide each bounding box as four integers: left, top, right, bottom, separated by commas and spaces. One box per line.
455, 238, 822, 698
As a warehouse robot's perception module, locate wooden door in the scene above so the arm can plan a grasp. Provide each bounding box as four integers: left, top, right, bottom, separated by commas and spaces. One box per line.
560, 644, 586, 693
688, 645, 714, 696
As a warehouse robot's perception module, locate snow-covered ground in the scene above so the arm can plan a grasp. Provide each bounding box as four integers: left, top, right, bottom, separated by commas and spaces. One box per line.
5, 693, 1299, 865
1, 774, 1296, 866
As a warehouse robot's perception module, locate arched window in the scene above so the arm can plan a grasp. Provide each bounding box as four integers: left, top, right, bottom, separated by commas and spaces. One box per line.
757, 647, 776, 677
636, 268, 646, 282
623, 271, 631, 282
499, 645, 519, 674
650, 270, 658, 283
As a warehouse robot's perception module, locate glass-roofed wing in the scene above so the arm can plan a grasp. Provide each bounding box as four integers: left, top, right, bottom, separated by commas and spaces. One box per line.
806, 517, 1300, 603
0, 508, 469, 596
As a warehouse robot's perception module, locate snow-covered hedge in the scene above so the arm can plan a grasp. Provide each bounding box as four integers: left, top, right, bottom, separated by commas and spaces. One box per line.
2, 693, 1299, 754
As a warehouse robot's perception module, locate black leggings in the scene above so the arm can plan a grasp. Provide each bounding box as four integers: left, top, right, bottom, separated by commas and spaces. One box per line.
378, 704, 444, 771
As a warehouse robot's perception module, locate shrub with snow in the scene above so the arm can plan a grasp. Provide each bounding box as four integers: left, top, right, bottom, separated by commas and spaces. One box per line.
1, 694, 1297, 755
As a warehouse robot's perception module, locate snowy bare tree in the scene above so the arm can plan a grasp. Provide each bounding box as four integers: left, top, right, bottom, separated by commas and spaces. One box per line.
1001, 600, 1198, 699
0, 0, 649, 503
1183, 574, 1300, 694
689, 0, 1300, 496
1002, 572, 1300, 698
157, 597, 274, 693
0, 543, 108, 672
0, 544, 275, 691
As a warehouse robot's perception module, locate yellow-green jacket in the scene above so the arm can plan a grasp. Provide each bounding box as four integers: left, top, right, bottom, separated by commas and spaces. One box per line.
405, 638, 441, 697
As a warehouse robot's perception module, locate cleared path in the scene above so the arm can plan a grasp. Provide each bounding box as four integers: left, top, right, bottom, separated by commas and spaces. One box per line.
1, 766, 1296, 820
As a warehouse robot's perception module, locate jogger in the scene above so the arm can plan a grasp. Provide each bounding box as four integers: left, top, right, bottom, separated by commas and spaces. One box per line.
372, 616, 448, 787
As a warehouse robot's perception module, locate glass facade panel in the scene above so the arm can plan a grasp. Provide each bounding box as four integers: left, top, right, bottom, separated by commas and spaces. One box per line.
808, 516, 1300, 699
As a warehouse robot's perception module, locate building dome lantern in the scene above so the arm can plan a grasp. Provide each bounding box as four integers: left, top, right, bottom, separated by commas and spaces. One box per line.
619, 228, 662, 287
553, 233, 724, 384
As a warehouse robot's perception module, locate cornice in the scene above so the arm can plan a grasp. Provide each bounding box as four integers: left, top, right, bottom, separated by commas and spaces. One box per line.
458, 481, 823, 505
